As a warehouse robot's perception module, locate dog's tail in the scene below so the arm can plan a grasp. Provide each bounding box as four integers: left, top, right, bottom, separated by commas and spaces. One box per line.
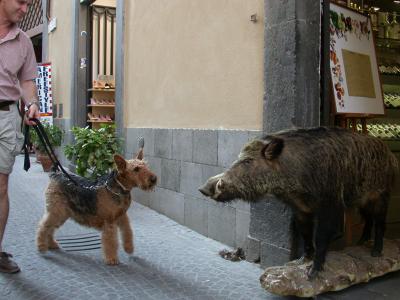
138, 137, 144, 149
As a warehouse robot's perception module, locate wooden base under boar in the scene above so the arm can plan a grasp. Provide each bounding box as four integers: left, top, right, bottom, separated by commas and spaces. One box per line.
260, 239, 400, 298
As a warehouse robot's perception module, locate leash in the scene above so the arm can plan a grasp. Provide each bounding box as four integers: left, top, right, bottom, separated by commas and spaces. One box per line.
23, 118, 78, 185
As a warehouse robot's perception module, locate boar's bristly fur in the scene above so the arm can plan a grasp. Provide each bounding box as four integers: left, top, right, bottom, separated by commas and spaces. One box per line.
199, 127, 398, 279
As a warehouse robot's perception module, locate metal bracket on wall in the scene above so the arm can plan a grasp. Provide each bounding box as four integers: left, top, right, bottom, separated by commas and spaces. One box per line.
58, 103, 63, 118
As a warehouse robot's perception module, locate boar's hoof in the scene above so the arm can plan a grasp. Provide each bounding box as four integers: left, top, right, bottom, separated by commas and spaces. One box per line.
290, 255, 313, 266
356, 239, 366, 246
371, 249, 383, 257
307, 265, 322, 280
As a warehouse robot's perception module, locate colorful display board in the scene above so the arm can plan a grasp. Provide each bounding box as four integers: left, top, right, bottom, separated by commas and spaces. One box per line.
36, 62, 53, 123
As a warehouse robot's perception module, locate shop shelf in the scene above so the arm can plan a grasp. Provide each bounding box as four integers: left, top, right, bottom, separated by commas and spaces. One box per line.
88, 88, 115, 92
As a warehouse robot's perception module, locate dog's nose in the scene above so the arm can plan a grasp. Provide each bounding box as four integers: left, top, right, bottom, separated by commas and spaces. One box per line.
150, 175, 157, 184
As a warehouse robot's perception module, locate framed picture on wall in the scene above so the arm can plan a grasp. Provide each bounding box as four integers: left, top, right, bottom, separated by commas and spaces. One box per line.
329, 3, 384, 116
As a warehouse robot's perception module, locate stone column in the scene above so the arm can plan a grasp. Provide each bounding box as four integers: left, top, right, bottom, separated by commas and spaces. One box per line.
71, 2, 90, 128
115, 0, 125, 140
247, 0, 322, 268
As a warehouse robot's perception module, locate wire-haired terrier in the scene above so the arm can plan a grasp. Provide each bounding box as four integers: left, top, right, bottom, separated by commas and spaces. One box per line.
36, 145, 157, 265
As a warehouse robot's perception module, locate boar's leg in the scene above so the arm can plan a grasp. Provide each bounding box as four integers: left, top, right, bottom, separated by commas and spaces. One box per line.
308, 202, 344, 279
371, 192, 389, 257
371, 215, 385, 257
357, 208, 373, 245
294, 212, 314, 261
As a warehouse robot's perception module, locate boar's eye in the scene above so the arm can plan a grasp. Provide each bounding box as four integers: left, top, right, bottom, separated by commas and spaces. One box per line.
133, 166, 140, 172
242, 158, 253, 165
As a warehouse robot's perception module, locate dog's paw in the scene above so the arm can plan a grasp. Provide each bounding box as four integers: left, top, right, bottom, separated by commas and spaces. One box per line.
48, 240, 60, 250
124, 243, 134, 254
37, 244, 48, 253
104, 257, 120, 265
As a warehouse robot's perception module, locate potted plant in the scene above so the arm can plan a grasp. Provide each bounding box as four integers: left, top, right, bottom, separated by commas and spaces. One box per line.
30, 121, 64, 172
64, 124, 123, 179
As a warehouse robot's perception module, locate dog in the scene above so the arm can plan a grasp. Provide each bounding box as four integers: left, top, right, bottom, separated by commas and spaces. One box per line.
36, 146, 157, 265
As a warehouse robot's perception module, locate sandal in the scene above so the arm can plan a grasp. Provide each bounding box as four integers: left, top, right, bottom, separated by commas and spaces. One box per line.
0, 252, 20, 273
93, 80, 106, 89
87, 113, 99, 120
93, 80, 101, 89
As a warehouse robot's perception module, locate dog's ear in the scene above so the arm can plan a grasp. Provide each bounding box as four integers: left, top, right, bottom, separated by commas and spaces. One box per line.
135, 137, 144, 160
114, 154, 127, 171
135, 148, 144, 160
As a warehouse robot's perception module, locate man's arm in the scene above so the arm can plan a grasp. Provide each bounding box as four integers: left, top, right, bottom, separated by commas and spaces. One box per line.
21, 79, 40, 126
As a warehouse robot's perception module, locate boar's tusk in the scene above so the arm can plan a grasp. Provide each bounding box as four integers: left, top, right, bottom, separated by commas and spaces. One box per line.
215, 179, 223, 194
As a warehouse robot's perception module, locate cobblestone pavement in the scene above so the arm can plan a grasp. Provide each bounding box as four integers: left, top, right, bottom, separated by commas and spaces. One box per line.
1, 155, 400, 300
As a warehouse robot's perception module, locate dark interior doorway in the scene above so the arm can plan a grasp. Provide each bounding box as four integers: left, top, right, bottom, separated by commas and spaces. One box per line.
31, 34, 43, 63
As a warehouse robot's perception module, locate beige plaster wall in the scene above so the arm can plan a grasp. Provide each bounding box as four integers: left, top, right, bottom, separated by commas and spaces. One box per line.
124, 0, 264, 130
47, 1, 73, 119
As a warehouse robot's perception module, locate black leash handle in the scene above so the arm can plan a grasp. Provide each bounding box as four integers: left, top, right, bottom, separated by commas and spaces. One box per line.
24, 118, 78, 185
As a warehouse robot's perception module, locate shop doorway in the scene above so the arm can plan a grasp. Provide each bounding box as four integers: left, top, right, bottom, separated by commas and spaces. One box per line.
31, 34, 43, 63
87, 1, 116, 128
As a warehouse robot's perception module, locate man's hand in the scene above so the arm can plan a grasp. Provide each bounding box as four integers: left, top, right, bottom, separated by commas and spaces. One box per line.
25, 102, 40, 126
21, 80, 40, 126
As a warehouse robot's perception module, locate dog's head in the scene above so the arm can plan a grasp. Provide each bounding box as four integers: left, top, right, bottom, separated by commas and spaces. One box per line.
114, 147, 157, 191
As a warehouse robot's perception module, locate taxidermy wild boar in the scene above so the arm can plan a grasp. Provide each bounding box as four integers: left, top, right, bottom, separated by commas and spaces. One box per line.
199, 127, 398, 279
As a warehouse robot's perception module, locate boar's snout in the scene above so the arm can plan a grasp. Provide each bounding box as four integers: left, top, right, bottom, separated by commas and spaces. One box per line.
199, 184, 212, 197
198, 178, 219, 198
199, 174, 232, 201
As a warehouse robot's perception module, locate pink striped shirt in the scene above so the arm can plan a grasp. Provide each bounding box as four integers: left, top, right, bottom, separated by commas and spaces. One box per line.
0, 24, 37, 101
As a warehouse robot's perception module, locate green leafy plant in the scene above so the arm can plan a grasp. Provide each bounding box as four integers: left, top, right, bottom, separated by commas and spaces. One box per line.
64, 124, 123, 179
30, 121, 64, 152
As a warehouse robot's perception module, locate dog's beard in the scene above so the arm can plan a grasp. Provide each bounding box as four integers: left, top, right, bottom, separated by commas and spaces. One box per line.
140, 182, 156, 191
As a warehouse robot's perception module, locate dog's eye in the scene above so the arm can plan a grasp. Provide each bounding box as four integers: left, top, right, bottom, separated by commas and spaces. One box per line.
133, 166, 140, 172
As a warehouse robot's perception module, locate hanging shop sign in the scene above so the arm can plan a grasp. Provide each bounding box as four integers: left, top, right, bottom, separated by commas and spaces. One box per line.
36, 62, 53, 124
329, 3, 384, 116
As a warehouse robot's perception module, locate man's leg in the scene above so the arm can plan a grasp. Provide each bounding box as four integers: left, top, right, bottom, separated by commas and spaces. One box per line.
0, 104, 21, 272
0, 173, 9, 252
0, 166, 20, 273
0, 172, 20, 273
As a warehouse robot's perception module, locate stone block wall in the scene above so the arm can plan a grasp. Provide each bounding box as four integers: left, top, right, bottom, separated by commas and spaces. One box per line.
125, 127, 261, 248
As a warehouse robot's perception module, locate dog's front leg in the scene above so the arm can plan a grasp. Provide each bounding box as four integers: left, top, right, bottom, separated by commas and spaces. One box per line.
102, 222, 119, 265
118, 213, 134, 254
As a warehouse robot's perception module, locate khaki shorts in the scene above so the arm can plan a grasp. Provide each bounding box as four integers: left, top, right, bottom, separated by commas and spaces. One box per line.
0, 103, 24, 175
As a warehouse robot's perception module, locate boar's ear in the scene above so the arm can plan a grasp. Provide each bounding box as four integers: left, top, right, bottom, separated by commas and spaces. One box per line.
114, 154, 127, 171
262, 138, 284, 160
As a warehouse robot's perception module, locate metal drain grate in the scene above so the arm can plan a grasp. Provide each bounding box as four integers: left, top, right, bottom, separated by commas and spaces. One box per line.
56, 233, 102, 252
